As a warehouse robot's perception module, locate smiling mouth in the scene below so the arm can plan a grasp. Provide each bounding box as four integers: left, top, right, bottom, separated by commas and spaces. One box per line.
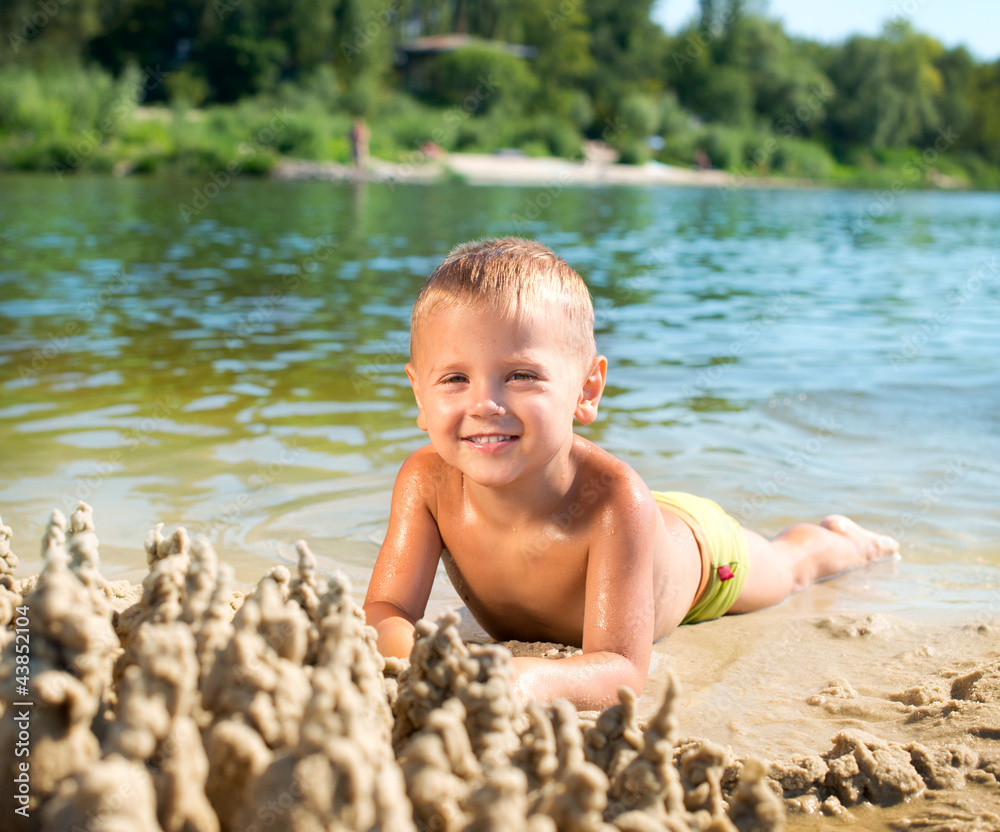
464, 435, 517, 445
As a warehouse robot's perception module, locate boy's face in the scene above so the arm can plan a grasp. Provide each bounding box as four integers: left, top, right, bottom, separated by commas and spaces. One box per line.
406, 302, 606, 490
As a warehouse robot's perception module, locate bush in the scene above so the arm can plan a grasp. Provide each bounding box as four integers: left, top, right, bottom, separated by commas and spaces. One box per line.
382, 106, 457, 151
0, 62, 145, 172
657, 131, 701, 166
656, 93, 701, 165
452, 110, 511, 152
291, 66, 342, 111
956, 152, 1000, 189
566, 90, 595, 130
118, 116, 176, 173
0, 63, 128, 137
422, 47, 539, 118
701, 125, 764, 170
511, 115, 583, 158
772, 139, 836, 178
618, 92, 661, 138
615, 138, 652, 165
166, 67, 210, 109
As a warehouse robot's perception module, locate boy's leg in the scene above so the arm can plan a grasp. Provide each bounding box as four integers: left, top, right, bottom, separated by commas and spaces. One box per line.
728, 515, 900, 614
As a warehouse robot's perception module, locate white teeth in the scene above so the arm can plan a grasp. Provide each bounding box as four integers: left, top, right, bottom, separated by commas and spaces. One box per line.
467, 435, 513, 445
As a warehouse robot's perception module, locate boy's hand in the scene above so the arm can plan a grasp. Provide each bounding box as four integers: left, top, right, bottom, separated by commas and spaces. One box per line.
508, 659, 528, 705
508, 653, 644, 710
365, 602, 418, 659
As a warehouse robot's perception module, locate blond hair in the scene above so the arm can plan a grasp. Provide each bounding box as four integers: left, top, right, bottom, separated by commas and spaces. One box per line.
410, 237, 596, 362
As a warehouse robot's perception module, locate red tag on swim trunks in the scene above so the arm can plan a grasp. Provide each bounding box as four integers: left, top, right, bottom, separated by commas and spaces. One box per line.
718, 565, 735, 581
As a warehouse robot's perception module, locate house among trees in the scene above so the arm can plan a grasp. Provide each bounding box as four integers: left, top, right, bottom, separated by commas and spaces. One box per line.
396, 33, 537, 97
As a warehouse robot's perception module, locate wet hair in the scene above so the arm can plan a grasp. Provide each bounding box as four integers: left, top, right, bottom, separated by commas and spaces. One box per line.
409, 237, 596, 363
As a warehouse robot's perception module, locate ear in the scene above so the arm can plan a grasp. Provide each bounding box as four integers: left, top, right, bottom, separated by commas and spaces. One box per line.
574, 355, 607, 425
404, 362, 428, 431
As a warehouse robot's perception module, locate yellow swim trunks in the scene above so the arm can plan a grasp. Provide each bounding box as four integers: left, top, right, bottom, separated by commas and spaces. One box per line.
651, 491, 749, 624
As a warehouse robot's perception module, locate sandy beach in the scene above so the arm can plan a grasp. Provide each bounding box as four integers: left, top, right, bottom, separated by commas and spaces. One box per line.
2, 504, 998, 832
270, 151, 810, 190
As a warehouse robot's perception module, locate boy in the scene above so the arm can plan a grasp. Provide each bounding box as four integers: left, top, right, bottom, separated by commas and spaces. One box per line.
363, 238, 899, 710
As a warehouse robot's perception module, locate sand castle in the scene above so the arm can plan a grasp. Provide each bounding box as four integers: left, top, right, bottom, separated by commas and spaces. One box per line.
1, 503, 998, 831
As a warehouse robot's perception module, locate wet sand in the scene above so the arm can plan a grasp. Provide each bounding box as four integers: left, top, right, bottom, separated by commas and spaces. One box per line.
2, 505, 998, 831
501, 585, 1000, 831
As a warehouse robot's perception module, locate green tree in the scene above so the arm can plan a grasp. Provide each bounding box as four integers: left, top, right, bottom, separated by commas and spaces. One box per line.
824, 22, 942, 150
504, 0, 595, 123
420, 47, 538, 116
669, 9, 830, 131
968, 59, 1000, 165
394, 0, 596, 124
730, 17, 831, 129
334, 0, 396, 114
582, 0, 668, 131
1, 0, 103, 64
931, 45, 977, 146
87, 0, 204, 95
197, 0, 342, 102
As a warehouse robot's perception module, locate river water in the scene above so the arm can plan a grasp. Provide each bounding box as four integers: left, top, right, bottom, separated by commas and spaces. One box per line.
1, 173, 997, 617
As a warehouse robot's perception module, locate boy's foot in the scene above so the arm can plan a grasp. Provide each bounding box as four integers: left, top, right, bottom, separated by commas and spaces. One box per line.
821, 515, 900, 563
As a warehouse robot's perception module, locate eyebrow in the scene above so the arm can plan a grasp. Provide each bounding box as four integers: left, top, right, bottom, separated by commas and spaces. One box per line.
427, 353, 549, 376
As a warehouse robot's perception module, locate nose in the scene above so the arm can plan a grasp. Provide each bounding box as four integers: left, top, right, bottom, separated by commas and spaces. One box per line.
469, 379, 506, 417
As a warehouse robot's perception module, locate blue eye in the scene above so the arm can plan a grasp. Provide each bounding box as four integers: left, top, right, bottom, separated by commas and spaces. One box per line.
509, 372, 535, 381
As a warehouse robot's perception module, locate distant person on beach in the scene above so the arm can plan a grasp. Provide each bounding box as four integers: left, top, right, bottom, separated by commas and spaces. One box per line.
364, 238, 900, 709
349, 117, 370, 170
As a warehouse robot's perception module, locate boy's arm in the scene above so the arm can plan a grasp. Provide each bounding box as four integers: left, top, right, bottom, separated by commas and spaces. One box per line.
363, 447, 444, 658
510, 480, 657, 710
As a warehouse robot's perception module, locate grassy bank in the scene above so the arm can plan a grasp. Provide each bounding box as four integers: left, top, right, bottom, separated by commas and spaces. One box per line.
2, 64, 998, 189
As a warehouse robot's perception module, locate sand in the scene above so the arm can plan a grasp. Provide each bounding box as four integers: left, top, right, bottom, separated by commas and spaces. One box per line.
1, 503, 998, 832
269, 150, 808, 190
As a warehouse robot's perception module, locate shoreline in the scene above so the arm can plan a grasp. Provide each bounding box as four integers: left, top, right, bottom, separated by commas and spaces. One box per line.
268, 151, 980, 192
0, 152, 980, 191
271, 152, 814, 190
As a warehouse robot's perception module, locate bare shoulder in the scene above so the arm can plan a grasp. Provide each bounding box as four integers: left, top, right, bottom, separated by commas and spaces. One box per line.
569, 436, 658, 530
392, 445, 460, 509
399, 445, 446, 477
